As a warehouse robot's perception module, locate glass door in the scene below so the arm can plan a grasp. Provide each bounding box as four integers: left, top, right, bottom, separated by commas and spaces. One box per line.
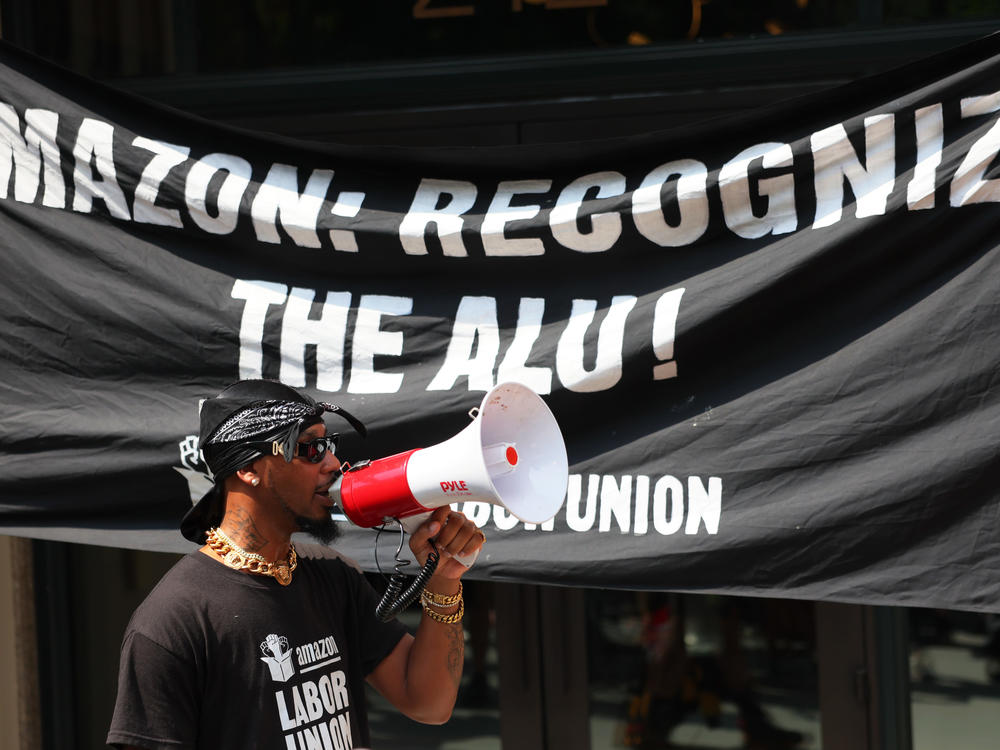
909, 607, 1000, 750
584, 591, 821, 749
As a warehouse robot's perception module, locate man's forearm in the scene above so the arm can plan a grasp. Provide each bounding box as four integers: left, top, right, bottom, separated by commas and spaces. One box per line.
401, 577, 465, 723
374, 508, 485, 724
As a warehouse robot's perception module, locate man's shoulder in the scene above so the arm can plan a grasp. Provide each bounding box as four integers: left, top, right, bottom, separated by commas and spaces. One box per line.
138, 550, 208, 596
125, 552, 222, 631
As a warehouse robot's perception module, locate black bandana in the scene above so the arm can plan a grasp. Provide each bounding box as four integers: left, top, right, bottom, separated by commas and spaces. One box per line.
209, 401, 325, 446
202, 400, 327, 481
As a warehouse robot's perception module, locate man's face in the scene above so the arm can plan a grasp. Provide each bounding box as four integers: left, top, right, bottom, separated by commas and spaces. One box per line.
258, 422, 342, 542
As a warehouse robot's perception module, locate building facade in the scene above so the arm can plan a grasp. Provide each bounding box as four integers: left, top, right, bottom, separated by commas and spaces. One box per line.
2, 2, 1000, 749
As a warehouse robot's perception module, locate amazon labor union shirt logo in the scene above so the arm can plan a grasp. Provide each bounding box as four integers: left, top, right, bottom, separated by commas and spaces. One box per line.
261, 633, 296, 682
260, 631, 356, 748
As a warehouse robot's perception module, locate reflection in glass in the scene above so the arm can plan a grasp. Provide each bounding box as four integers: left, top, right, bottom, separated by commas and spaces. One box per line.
909, 608, 1000, 750
22, 0, 868, 78
587, 591, 820, 748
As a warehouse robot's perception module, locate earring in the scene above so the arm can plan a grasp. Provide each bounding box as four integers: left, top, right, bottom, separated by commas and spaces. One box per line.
251, 477, 260, 487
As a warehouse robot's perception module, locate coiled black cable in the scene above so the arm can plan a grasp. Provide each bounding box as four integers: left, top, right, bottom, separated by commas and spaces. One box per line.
374, 521, 440, 622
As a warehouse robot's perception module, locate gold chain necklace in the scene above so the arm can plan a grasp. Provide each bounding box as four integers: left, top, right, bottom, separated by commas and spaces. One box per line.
205, 527, 297, 586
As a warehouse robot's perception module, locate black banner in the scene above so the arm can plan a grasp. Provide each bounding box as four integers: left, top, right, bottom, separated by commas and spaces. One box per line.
2, 36, 999, 611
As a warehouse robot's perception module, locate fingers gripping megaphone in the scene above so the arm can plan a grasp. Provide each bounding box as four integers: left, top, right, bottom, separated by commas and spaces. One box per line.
330, 382, 569, 566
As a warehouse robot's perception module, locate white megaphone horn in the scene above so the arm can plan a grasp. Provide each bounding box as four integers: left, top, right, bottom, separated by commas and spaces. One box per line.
330, 382, 568, 563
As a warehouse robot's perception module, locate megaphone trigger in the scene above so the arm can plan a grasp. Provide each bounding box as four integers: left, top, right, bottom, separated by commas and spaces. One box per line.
398, 511, 431, 536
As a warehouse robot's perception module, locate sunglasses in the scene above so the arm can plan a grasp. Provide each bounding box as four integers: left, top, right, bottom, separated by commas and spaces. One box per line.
250, 434, 339, 463
293, 435, 339, 463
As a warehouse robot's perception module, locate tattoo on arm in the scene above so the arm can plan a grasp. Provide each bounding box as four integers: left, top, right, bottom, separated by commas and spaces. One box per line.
445, 622, 463, 688
227, 507, 269, 551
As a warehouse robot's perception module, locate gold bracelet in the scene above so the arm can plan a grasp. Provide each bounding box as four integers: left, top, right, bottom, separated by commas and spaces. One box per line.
421, 596, 457, 610
421, 597, 464, 624
420, 591, 461, 610
421, 581, 462, 607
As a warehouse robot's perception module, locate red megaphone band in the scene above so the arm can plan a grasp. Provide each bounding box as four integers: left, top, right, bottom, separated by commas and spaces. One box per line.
334, 449, 435, 528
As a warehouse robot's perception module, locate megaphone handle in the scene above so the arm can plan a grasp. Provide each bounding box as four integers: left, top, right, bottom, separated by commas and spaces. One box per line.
398, 512, 431, 535
399, 512, 481, 569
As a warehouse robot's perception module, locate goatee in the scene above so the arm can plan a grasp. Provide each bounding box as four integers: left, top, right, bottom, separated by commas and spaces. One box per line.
296, 514, 341, 544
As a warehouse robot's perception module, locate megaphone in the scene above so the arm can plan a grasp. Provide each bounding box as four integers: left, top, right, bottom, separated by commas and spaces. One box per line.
330, 382, 568, 542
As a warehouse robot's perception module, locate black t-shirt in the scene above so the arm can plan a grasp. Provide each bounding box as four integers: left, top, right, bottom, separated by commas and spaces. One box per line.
107, 544, 407, 750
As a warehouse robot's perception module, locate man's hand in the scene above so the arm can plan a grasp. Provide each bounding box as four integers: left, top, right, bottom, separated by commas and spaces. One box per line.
408, 506, 485, 579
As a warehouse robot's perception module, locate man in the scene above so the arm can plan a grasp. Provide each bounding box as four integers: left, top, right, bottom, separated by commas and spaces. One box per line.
107, 379, 484, 749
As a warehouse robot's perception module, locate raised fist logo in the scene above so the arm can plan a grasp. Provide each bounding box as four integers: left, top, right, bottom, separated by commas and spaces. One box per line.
260, 634, 295, 682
